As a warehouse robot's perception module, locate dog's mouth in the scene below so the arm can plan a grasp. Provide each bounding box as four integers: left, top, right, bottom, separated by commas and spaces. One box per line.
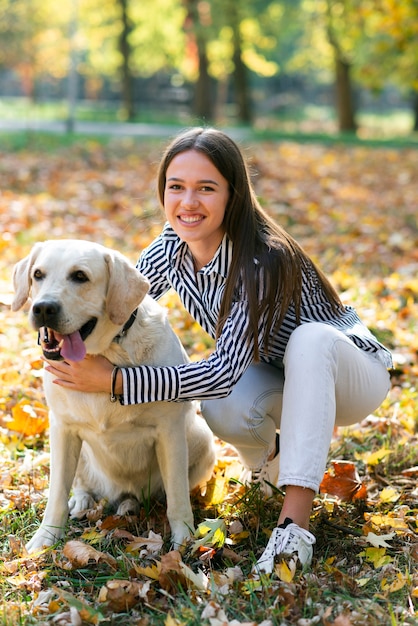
39, 318, 97, 361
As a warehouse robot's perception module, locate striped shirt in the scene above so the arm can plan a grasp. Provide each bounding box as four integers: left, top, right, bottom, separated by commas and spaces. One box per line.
119, 223, 393, 405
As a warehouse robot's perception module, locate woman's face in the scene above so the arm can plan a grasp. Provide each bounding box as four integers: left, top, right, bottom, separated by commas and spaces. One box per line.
163, 149, 230, 269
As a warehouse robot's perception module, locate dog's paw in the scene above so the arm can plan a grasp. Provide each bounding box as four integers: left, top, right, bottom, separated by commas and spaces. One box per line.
68, 492, 96, 518
116, 496, 140, 516
26, 526, 64, 553
170, 521, 194, 549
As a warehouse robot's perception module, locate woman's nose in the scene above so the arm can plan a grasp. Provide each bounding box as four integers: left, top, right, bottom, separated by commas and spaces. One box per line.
181, 190, 199, 208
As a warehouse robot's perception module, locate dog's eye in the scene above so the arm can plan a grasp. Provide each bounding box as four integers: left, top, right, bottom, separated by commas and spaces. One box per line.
71, 270, 89, 283
33, 269, 44, 281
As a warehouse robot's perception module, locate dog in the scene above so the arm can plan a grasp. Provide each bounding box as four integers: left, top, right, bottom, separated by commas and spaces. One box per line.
12, 239, 216, 552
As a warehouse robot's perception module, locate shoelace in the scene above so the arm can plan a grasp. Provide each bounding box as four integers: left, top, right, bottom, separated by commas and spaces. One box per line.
258, 523, 314, 563
251, 464, 270, 484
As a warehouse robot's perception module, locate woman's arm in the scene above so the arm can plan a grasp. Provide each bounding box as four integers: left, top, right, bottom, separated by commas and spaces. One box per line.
43, 300, 255, 404
43, 355, 122, 394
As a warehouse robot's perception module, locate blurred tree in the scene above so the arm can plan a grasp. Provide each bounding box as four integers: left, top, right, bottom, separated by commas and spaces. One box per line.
325, 0, 357, 131
357, 0, 418, 130
118, 0, 135, 119
180, 0, 281, 123
287, 0, 418, 132
79, 0, 186, 120
0, 0, 70, 98
183, 0, 215, 121
292, 0, 363, 132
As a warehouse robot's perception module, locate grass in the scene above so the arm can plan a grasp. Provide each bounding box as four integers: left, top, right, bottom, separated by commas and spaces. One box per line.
0, 96, 417, 150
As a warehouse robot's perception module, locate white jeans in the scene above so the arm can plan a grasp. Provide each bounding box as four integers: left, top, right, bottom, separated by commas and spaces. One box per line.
201, 322, 391, 492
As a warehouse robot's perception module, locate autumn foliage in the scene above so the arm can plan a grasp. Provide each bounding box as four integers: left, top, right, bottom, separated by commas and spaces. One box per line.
0, 135, 417, 625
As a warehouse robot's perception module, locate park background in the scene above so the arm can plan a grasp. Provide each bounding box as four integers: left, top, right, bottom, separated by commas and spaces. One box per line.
0, 1, 417, 625
0, 0, 417, 138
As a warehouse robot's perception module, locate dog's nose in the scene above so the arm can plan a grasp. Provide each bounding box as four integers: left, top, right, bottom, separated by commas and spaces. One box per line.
32, 300, 62, 327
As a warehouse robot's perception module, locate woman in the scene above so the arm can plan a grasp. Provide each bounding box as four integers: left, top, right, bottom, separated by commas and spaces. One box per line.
45, 127, 392, 573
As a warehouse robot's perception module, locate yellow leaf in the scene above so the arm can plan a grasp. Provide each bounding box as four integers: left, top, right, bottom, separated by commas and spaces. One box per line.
379, 487, 400, 503
365, 513, 409, 531
204, 473, 229, 505
192, 518, 226, 552
132, 563, 161, 580
8, 399, 49, 437
359, 547, 393, 568
381, 571, 408, 593
81, 528, 106, 542
165, 615, 183, 626
275, 558, 296, 582
357, 448, 393, 466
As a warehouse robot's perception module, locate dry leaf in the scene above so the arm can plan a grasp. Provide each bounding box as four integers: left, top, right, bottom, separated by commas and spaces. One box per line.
275, 557, 297, 582
365, 531, 395, 548
98, 579, 151, 612
320, 460, 367, 501
159, 550, 187, 592
62, 540, 117, 569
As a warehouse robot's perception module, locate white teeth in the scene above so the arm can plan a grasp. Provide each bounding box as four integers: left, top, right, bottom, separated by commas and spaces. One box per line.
58, 339, 64, 348
180, 215, 202, 223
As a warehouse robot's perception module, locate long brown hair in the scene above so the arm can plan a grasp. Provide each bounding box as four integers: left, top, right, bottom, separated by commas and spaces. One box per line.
157, 127, 343, 361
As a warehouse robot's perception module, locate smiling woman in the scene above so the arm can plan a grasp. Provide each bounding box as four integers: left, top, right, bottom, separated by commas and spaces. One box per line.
163, 149, 230, 271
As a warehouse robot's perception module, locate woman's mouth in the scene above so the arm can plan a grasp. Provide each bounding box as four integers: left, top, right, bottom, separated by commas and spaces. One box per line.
178, 214, 204, 225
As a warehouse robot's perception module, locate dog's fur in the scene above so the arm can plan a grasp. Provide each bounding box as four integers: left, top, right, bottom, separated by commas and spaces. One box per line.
12, 239, 215, 552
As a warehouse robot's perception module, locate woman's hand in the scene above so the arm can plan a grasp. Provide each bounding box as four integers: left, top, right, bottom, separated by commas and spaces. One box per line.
42, 354, 122, 394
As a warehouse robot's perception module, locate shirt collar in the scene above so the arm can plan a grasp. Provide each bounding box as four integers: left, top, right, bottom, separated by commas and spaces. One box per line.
161, 223, 232, 278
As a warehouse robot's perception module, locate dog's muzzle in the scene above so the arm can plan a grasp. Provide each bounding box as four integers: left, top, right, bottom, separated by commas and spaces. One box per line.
32, 300, 97, 361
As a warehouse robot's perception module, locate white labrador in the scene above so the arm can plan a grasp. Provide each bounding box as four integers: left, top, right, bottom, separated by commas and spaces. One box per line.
12, 239, 215, 552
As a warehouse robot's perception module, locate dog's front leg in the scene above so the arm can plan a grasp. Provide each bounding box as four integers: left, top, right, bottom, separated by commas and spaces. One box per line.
156, 422, 194, 548
26, 418, 82, 552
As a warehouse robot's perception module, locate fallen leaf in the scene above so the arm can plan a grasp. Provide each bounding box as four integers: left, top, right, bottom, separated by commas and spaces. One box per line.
320, 460, 367, 501
7, 399, 49, 437
98, 579, 151, 612
365, 531, 396, 548
275, 557, 297, 582
61, 540, 117, 570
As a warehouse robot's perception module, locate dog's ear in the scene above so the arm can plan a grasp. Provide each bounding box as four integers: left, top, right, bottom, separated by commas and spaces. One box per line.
11, 242, 43, 311
105, 251, 150, 326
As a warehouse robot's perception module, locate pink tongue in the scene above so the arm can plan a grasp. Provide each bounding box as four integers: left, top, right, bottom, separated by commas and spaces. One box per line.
61, 331, 86, 361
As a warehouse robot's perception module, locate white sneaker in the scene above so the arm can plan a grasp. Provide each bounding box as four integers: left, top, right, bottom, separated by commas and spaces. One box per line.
239, 434, 280, 497
254, 518, 316, 574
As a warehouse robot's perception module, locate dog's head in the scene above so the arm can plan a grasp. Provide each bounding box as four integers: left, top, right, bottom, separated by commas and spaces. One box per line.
12, 239, 150, 361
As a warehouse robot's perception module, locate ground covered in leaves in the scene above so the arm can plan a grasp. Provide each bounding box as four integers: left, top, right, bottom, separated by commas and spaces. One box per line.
0, 133, 417, 625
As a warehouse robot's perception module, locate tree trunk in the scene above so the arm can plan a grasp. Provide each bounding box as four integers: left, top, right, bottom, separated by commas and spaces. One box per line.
232, 27, 252, 124
227, 1, 251, 124
193, 36, 214, 121
183, 0, 215, 121
412, 90, 418, 132
118, 0, 135, 121
335, 56, 356, 132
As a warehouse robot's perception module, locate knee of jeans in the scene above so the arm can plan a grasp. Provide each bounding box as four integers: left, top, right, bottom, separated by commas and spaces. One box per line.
284, 322, 339, 365
201, 399, 236, 440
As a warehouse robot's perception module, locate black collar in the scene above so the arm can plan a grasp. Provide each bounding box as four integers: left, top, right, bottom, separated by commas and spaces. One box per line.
112, 309, 138, 343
